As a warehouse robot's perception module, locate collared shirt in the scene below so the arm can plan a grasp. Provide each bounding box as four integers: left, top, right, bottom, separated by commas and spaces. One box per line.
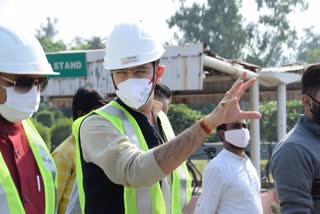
52, 135, 76, 214
194, 149, 263, 214
0, 117, 45, 214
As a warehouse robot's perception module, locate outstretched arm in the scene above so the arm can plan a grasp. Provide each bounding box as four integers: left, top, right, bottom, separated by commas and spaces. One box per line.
154, 72, 262, 174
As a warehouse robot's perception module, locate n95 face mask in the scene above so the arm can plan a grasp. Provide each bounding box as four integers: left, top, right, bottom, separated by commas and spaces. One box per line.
116, 78, 153, 109
225, 128, 250, 148
0, 85, 40, 123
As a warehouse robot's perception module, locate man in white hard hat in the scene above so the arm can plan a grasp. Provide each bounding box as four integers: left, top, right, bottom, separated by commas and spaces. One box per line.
0, 25, 58, 214
71, 21, 261, 214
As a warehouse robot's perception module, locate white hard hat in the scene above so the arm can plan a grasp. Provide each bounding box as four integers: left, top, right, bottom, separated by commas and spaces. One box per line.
104, 21, 165, 70
0, 25, 59, 75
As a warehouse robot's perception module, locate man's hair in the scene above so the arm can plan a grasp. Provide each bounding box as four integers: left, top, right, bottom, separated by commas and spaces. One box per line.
216, 124, 226, 142
216, 124, 227, 132
154, 83, 172, 100
72, 87, 109, 120
302, 64, 320, 96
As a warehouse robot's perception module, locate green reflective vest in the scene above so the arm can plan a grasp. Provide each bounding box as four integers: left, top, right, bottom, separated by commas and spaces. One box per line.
74, 101, 191, 214
0, 119, 56, 214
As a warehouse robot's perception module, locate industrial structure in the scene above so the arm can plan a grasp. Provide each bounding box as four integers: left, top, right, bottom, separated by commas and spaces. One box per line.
43, 43, 306, 176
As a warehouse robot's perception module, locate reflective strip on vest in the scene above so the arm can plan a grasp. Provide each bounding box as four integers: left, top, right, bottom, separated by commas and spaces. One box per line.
101, 101, 191, 213
101, 104, 164, 214
157, 111, 192, 213
73, 100, 191, 214
65, 180, 81, 214
0, 119, 56, 214
71, 115, 87, 214
22, 120, 57, 214
0, 153, 25, 214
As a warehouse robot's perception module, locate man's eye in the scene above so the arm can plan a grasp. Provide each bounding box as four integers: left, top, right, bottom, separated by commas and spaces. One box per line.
136, 70, 147, 73
115, 71, 127, 75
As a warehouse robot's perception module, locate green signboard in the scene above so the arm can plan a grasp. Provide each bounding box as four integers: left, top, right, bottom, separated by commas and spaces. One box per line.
46, 52, 87, 78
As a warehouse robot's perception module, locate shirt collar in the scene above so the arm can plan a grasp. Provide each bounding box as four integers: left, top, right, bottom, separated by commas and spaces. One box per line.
222, 148, 248, 161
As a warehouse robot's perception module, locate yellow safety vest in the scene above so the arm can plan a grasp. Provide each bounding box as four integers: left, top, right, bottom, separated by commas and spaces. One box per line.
73, 101, 191, 214
0, 119, 56, 214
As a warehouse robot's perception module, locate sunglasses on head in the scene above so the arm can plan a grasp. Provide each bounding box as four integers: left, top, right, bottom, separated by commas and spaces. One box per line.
0, 75, 49, 93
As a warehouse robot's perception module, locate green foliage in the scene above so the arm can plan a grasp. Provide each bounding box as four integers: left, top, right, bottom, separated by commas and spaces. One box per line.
50, 118, 73, 151
306, 49, 320, 64
188, 103, 217, 115
32, 120, 52, 150
245, 0, 307, 66
36, 111, 54, 127
48, 107, 64, 121
168, 0, 247, 59
260, 100, 302, 142
168, 104, 203, 135
168, 0, 308, 66
37, 36, 67, 52
297, 27, 320, 63
70, 36, 105, 50
59, 107, 73, 118
38, 103, 48, 112
36, 17, 67, 52
287, 100, 303, 130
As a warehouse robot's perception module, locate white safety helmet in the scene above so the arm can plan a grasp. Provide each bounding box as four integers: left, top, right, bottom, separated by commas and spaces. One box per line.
0, 25, 59, 75
104, 21, 165, 70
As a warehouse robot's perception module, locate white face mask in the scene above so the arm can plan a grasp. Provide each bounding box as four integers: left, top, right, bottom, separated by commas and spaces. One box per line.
0, 86, 40, 123
224, 128, 250, 148
116, 78, 153, 109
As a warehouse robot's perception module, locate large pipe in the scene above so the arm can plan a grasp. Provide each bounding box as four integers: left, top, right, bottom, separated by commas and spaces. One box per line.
203, 55, 258, 79
277, 83, 287, 141
250, 80, 261, 177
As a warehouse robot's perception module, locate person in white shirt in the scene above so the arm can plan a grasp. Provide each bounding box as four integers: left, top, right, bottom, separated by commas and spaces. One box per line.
194, 119, 263, 214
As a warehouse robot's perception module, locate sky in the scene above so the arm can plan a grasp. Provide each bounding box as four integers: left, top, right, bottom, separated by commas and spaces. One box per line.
0, 0, 319, 46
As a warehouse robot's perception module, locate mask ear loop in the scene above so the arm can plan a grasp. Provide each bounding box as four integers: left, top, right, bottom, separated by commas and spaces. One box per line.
111, 70, 119, 90
139, 62, 165, 109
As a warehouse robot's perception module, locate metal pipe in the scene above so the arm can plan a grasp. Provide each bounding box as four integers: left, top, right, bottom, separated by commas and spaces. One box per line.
277, 84, 287, 141
203, 55, 258, 79
250, 80, 261, 177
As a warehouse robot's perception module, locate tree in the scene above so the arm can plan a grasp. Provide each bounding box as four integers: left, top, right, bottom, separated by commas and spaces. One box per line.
36, 17, 67, 52
259, 100, 303, 142
50, 118, 73, 151
167, 0, 247, 59
70, 36, 105, 50
35, 111, 54, 127
297, 27, 320, 63
168, 104, 203, 135
168, 0, 308, 66
32, 120, 52, 150
245, 0, 308, 66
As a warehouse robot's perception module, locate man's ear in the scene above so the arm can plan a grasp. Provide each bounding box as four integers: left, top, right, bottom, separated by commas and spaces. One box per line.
302, 94, 312, 111
156, 65, 165, 83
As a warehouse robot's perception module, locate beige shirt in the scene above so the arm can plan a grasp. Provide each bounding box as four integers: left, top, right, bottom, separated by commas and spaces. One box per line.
79, 101, 167, 188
